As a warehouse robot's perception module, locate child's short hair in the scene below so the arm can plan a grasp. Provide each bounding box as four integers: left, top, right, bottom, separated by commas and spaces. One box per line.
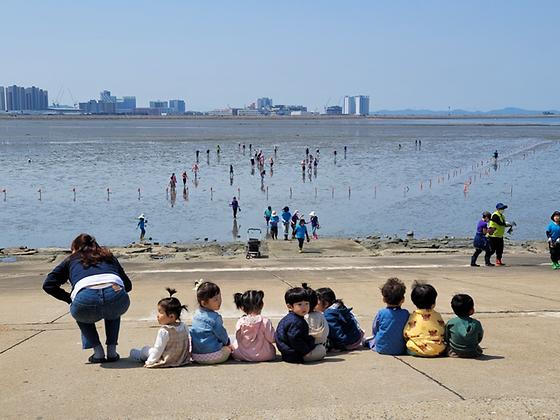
380, 277, 406, 306
410, 281, 437, 309
284, 287, 310, 305
451, 294, 474, 317
234, 290, 264, 314
195, 280, 221, 304
301, 283, 318, 311
158, 288, 188, 320
316, 287, 345, 308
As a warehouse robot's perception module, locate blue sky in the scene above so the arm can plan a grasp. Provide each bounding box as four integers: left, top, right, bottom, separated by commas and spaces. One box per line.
2, 1, 559, 111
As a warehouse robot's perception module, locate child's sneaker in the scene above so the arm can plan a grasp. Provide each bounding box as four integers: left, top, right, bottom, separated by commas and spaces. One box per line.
554, 262, 560, 270
495, 259, 505, 266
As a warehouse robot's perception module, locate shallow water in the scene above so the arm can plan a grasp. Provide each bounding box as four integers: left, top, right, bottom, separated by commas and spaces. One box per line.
1, 118, 559, 248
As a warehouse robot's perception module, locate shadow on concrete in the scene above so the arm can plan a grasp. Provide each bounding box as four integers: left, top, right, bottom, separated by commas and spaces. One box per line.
476, 354, 505, 361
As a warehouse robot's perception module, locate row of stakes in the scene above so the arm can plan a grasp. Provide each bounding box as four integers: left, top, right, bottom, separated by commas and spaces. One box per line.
0, 165, 511, 203
2, 152, 529, 203
1, 172, 513, 203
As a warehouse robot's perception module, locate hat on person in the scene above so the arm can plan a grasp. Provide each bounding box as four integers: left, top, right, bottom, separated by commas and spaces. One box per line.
272, 210, 277, 216
309, 211, 316, 217
551, 211, 560, 220
496, 203, 508, 210
138, 213, 145, 219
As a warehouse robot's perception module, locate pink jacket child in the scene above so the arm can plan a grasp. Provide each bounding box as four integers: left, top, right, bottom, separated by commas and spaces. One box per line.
232, 290, 276, 362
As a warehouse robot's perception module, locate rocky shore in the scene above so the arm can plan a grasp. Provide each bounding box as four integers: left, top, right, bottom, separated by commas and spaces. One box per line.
0, 235, 547, 263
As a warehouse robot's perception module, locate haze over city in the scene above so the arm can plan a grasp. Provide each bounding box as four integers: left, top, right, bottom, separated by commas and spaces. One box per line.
2, 1, 559, 111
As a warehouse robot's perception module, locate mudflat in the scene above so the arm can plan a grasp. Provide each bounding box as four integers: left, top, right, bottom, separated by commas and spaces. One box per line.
1, 238, 559, 419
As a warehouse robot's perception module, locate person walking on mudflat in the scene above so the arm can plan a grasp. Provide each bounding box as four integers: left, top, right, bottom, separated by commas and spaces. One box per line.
230, 196, 240, 219
546, 211, 560, 270
42, 233, 132, 363
487, 203, 513, 266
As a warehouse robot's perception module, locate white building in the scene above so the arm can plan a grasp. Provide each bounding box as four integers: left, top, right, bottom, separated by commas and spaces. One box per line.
343, 95, 370, 116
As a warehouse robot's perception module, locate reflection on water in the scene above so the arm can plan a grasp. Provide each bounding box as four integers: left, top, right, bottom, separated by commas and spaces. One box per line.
0, 118, 559, 247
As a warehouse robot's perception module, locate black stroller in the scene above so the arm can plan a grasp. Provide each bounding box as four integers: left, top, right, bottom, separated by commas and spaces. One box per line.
245, 228, 262, 259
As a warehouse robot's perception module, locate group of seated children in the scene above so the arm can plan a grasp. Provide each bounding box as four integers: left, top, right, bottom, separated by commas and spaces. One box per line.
368, 278, 483, 358
129, 278, 483, 368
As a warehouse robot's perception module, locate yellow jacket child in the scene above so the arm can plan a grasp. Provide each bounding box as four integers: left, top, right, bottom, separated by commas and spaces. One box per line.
403, 282, 445, 357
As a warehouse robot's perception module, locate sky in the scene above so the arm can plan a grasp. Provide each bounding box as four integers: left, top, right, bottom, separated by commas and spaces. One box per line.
2, 1, 559, 111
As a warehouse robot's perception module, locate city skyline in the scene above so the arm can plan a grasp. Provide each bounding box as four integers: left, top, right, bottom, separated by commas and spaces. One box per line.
2, 1, 559, 111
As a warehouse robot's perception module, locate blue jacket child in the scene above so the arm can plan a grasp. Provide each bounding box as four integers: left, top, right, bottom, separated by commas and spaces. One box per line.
317, 287, 363, 350
369, 277, 409, 355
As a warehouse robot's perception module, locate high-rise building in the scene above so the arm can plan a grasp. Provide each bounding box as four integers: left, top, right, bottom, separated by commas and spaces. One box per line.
0, 86, 5, 111
169, 99, 186, 114
343, 96, 355, 115
355, 95, 369, 116
6, 85, 25, 111
343, 95, 369, 116
23, 86, 48, 110
257, 97, 273, 111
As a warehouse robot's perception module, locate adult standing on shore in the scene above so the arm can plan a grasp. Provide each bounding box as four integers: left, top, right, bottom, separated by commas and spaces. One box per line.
42, 233, 132, 363
546, 211, 560, 270
281, 206, 291, 240
471, 211, 492, 267
137, 213, 147, 241
230, 196, 240, 219
270, 210, 279, 240
487, 203, 512, 266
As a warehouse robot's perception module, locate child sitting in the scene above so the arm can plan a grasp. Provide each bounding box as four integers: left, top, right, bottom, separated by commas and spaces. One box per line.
274, 287, 316, 363
302, 283, 328, 362
369, 278, 410, 355
445, 294, 484, 358
316, 287, 364, 351
129, 288, 190, 368
190, 280, 232, 364
403, 282, 446, 357
231, 290, 276, 362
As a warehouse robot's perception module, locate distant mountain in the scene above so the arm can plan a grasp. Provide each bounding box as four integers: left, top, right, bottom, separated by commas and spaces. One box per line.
373, 107, 559, 116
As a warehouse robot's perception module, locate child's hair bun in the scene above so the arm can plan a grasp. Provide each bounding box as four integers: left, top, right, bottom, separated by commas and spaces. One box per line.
166, 287, 177, 297
301, 282, 309, 289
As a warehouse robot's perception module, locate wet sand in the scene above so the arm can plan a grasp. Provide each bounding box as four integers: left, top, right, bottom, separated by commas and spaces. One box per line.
1, 238, 559, 419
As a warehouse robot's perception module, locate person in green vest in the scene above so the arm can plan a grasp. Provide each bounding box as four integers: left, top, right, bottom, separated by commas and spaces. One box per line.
487, 203, 513, 266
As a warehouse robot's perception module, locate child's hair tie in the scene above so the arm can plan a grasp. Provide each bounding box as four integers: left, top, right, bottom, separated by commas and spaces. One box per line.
193, 279, 204, 292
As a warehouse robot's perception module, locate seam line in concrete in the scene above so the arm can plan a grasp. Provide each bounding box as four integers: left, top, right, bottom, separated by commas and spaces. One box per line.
0, 330, 45, 356
49, 312, 69, 323
393, 356, 466, 401
269, 272, 294, 288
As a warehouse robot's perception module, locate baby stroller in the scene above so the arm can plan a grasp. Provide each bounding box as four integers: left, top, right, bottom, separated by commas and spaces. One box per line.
245, 228, 262, 259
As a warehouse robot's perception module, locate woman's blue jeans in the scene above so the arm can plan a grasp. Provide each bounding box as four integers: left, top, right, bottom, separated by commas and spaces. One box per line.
70, 286, 130, 349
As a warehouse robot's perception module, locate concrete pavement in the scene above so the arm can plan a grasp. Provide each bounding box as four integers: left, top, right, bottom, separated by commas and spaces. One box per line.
1, 239, 559, 419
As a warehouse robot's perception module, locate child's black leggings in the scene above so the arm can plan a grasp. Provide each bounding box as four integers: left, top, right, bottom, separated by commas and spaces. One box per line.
297, 238, 304, 249
550, 245, 560, 263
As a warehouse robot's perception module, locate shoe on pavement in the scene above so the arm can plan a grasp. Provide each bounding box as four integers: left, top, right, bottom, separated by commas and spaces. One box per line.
495, 260, 505, 266
471, 263, 480, 267
485, 262, 495, 267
